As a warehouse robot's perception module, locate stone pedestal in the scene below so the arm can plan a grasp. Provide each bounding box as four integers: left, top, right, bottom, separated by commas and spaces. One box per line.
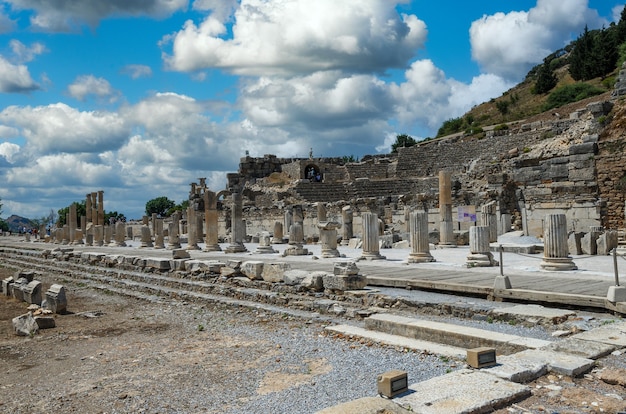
467, 226, 498, 267
319, 222, 341, 258
283, 222, 308, 256
322, 261, 367, 291
360, 212, 385, 260
541, 214, 577, 271
438, 170, 456, 247
407, 211, 435, 263
255, 232, 278, 254
45, 284, 67, 314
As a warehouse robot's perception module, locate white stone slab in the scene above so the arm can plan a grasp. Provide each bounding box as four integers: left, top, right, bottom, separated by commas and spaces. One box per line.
491, 304, 575, 323
570, 321, 626, 348
510, 349, 595, 377
394, 370, 530, 414
542, 338, 615, 359
482, 354, 547, 383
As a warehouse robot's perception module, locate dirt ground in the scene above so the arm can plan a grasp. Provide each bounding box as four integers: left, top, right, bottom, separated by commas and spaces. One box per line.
1, 267, 625, 413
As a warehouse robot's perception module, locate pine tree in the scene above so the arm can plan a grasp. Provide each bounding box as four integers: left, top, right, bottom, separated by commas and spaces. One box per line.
534, 58, 558, 94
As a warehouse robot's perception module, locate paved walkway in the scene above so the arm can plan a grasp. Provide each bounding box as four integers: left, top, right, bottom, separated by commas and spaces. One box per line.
2, 236, 625, 313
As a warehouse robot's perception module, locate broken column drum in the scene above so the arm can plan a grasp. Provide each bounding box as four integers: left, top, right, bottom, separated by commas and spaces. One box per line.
167, 212, 181, 249
408, 211, 435, 263
140, 225, 153, 248
360, 212, 385, 260
467, 226, 498, 267
480, 201, 498, 243
272, 221, 284, 244
540, 213, 577, 271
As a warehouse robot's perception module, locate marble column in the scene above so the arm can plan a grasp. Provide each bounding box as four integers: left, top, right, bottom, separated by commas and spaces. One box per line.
341, 206, 353, 246
480, 201, 498, 242
438, 170, 456, 247
284, 209, 293, 238
186, 206, 200, 250
94, 225, 104, 246
69, 203, 77, 244
407, 211, 435, 263
154, 218, 165, 249
360, 212, 385, 260
466, 226, 497, 267
140, 225, 153, 248
272, 221, 284, 244
61, 224, 69, 245
104, 225, 112, 245
97, 190, 104, 227
202, 190, 221, 252
114, 222, 126, 247
540, 214, 577, 271
225, 193, 247, 253
85, 193, 92, 224
254, 231, 277, 254
167, 212, 181, 249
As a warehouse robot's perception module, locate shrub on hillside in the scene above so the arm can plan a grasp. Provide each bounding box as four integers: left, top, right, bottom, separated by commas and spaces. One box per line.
541, 83, 605, 112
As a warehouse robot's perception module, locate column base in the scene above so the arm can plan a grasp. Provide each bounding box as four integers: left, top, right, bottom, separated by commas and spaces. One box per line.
360, 252, 386, 261
437, 243, 457, 248
283, 244, 309, 256
407, 252, 435, 263
321, 248, 341, 258
225, 243, 248, 253
540, 257, 577, 271
255, 246, 278, 254
203, 244, 222, 252
466, 253, 498, 267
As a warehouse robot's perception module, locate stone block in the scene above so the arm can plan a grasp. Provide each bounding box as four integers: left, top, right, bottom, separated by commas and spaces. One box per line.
301, 271, 325, 292
220, 266, 240, 278
568, 232, 583, 255
170, 259, 188, 271
347, 238, 361, 249
34, 316, 56, 329
597, 231, 618, 255
172, 249, 190, 259
2, 276, 13, 296
241, 261, 264, 280
333, 261, 359, 276
226, 260, 242, 270
45, 284, 67, 314
23, 280, 43, 305
323, 273, 367, 291
12, 312, 39, 336
15, 270, 35, 282
12, 277, 28, 302
146, 258, 171, 271
283, 269, 310, 286
261, 262, 291, 283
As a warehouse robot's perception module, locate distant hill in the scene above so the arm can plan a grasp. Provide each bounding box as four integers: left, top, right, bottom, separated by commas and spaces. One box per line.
4, 215, 33, 232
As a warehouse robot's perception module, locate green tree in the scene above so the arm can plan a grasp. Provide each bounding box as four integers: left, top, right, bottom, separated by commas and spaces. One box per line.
145, 196, 176, 217
391, 134, 417, 153
57, 201, 86, 226
569, 26, 594, 80
533, 57, 558, 94
437, 117, 464, 137
105, 211, 127, 223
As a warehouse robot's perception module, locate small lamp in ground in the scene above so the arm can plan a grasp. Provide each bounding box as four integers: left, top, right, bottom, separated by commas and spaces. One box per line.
377, 369, 408, 398
466, 347, 497, 368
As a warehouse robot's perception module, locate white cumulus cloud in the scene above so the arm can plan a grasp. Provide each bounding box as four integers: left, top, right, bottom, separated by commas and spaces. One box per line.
7, 0, 188, 32
163, 0, 427, 76
67, 75, 119, 102
470, 0, 607, 81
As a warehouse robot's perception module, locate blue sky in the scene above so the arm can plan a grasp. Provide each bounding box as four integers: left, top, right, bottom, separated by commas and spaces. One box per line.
0, 0, 622, 220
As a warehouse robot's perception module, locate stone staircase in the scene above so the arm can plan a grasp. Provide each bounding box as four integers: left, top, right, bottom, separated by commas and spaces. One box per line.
293, 181, 352, 202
